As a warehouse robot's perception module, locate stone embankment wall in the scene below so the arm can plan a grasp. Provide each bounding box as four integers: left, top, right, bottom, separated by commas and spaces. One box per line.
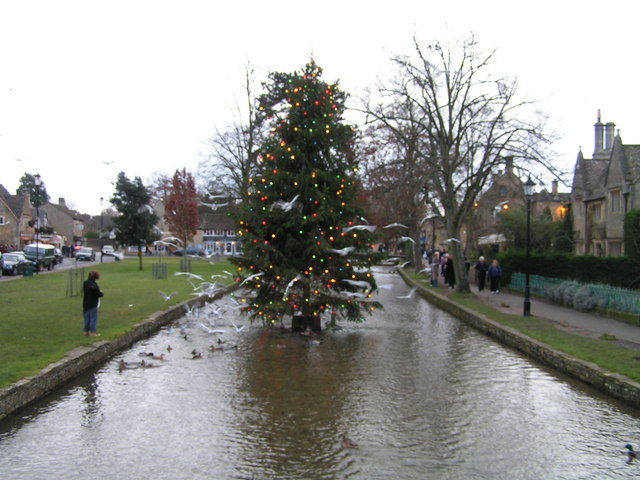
0, 285, 238, 421
398, 269, 640, 409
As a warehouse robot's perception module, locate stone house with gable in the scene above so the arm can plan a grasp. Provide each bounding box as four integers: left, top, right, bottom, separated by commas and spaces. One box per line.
571, 112, 640, 256
0, 184, 35, 249
40, 198, 89, 247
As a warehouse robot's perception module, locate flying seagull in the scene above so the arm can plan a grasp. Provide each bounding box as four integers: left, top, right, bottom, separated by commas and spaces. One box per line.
397, 236, 416, 244
175, 272, 205, 281
397, 287, 417, 299
342, 279, 372, 289
383, 222, 408, 229
328, 246, 356, 256
239, 272, 264, 287
271, 194, 300, 212
137, 204, 154, 214
444, 238, 462, 244
158, 290, 177, 301
200, 201, 229, 210
343, 225, 377, 233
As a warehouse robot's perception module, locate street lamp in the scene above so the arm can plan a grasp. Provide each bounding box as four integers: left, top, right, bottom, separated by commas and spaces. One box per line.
34, 173, 41, 274
523, 176, 536, 317
100, 197, 104, 264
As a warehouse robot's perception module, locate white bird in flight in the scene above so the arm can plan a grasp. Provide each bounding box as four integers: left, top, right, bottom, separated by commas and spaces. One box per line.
397, 287, 417, 299
343, 225, 377, 233
200, 201, 229, 210
383, 222, 408, 229
158, 290, 177, 301
175, 272, 204, 281
199, 323, 226, 334
271, 194, 300, 212
342, 279, 372, 289
239, 272, 264, 287
328, 246, 356, 256
398, 236, 416, 244
444, 238, 461, 244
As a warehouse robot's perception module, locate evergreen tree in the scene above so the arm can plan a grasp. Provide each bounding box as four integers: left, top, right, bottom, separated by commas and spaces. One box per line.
17, 172, 50, 206
164, 168, 199, 248
110, 172, 159, 270
231, 61, 381, 327
624, 210, 640, 260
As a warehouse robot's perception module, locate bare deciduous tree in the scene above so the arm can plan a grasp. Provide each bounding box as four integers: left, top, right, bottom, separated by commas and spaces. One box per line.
198, 64, 264, 205
362, 35, 559, 292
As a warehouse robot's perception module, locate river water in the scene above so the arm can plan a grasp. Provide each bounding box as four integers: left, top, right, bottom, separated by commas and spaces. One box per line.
2, 268, 640, 479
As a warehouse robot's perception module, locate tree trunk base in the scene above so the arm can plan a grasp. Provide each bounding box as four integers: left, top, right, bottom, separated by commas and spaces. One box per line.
291, 315, 321, 332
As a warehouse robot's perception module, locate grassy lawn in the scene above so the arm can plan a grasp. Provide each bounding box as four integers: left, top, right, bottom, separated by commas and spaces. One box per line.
407, 272, 640, 383
0, 257, 237, 389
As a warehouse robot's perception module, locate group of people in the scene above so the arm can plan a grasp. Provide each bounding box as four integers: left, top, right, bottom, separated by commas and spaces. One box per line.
474, 256, 503, 294
426, 250, 503, 294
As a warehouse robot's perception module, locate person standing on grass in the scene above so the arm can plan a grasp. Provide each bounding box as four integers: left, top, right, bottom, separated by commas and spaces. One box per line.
488, 259, 503, 294
83, 271, 104, 337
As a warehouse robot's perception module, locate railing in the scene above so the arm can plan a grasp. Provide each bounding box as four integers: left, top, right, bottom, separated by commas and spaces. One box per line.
509, 272, 640, 315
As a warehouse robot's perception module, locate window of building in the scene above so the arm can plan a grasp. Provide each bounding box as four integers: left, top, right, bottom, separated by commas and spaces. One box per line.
498, 186, 507, 197
609, 241, 622, 257
591, 203, 602, 221
610, 190, 621, 212
0, 216, 5, 225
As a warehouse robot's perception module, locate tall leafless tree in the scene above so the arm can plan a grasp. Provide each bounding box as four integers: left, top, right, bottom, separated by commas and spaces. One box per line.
198, 64, 264, 205
362, 35, 558, 292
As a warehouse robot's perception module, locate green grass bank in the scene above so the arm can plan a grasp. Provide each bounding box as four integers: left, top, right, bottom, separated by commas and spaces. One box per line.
0, 257, 236, 389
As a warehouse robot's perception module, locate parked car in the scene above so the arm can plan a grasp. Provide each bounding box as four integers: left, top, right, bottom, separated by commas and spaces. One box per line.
2, 252, 29, 276
22, 244, 57, 271
54, 248, 64, 264
102, 245, 115, 256
172, 246, 205, 257
76, 247, 96, 261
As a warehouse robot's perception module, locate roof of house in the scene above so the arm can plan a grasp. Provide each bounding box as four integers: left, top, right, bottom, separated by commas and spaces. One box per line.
0, 184, 29, 219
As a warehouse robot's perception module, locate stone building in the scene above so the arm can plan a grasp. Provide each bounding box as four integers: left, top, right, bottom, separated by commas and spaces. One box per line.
0, 185, 35, 249
40, 198, 89, 247
571, 112, 640, 256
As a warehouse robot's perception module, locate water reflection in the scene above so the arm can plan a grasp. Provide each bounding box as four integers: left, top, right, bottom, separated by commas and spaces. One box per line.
1, 268, 640, 479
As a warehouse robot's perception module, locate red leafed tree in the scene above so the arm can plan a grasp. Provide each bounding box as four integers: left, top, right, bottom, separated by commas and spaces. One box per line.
164, 168, 199, 248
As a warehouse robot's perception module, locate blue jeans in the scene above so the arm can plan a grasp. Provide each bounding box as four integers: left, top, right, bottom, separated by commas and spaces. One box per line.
83, 307, 98, 333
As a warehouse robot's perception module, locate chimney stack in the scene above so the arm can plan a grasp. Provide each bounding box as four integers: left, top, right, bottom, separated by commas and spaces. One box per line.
594, 109, 604, 155
58, 198, 66, 207
604, 122, 616, 151
552, 180, 558, 195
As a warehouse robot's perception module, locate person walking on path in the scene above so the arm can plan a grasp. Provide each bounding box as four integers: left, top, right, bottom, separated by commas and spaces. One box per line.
475, 256, 488, 291
83, 271, 104, 337
488, 259, 502, 294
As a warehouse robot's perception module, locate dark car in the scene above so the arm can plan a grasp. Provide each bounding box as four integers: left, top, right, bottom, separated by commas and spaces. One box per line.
2, 252, 28, 276
172, 246, 205, 257
22, 244, 57, 271
76, 247, 96, 261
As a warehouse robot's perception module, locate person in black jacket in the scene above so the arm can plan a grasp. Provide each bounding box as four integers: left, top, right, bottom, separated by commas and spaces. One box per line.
83, 271, 104, 337
475, 256, 488, 291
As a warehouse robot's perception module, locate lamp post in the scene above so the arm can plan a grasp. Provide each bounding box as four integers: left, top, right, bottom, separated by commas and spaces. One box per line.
34, 173, 41, 274
523, 176, 536, 317
100, 197, 104, 264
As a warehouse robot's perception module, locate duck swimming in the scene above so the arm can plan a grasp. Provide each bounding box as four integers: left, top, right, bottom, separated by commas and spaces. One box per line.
626, 444, 637, 464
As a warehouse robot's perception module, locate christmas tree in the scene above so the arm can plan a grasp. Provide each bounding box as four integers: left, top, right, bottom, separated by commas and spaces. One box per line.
230, 61, 382, 329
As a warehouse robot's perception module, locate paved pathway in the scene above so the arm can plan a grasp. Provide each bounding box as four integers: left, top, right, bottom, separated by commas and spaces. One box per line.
471, 287, 640, 351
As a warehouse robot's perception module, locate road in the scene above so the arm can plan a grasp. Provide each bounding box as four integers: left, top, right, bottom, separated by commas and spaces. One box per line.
0, 254, 120, 282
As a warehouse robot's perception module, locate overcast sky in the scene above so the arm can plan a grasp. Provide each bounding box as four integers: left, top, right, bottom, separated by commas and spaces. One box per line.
1, 0, 638, 215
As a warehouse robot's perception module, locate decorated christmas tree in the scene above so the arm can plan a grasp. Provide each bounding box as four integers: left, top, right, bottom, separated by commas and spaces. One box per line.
230, 61, 382, 330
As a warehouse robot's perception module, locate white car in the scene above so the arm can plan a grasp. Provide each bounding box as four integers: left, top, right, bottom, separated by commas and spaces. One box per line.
102, 245, 115, 256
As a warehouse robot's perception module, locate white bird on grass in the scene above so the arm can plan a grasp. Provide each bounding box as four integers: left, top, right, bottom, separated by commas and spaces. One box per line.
383, 222, 408, 229
328, 246, 356, 256
397, 287, 417, 299
342, 225, 377, 234
271, 194, 300, 212
158, 290, 177, 301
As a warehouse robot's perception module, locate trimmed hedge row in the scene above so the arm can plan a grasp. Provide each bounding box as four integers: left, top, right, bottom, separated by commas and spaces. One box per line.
497, 251, 640, 289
